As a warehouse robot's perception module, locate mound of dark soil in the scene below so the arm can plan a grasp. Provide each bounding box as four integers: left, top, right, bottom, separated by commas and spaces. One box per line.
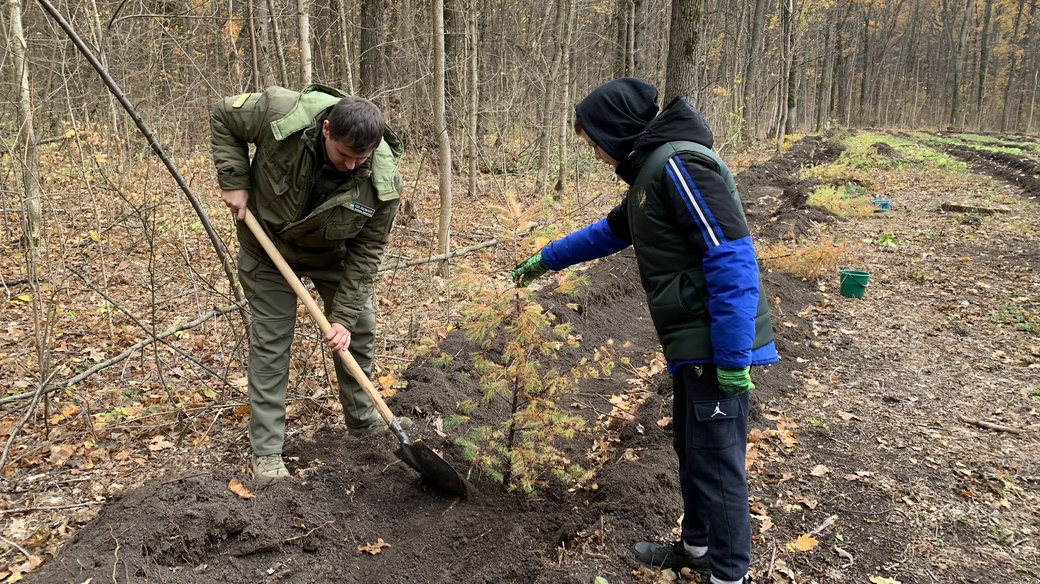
737, 136, 843, 242
871, 141, 901, 158
942, 143, 1040, 199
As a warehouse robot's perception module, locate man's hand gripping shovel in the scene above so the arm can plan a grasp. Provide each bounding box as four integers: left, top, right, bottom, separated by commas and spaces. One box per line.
243, 210, 467, 497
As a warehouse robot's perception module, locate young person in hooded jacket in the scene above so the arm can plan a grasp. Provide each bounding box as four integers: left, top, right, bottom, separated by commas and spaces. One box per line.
512, 78, 778, 584
211, 85, 409, 485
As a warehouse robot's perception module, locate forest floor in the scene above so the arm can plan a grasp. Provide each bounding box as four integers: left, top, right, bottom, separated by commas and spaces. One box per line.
2, 130, 1039, 584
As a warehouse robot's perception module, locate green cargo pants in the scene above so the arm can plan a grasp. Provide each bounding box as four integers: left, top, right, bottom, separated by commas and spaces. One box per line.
238, 251, 380, 456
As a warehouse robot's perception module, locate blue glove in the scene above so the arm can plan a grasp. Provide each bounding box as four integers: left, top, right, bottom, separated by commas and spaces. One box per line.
511, 252, 550, 287
717, 366, 755, 394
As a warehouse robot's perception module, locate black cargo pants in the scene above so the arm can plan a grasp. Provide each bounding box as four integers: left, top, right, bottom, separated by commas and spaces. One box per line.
672, 364, 752, 583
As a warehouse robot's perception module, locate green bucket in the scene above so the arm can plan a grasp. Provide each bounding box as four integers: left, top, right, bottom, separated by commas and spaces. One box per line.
839, 269, 869, 298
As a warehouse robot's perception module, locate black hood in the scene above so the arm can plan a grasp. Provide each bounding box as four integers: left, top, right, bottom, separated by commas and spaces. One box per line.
574, 78, 660, 165
618, 96, 715, 183
632, 96, 714, 153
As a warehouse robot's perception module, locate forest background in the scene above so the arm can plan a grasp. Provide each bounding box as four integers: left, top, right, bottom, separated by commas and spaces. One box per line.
4, 0, 1040, 258
1, 0, 1039, 582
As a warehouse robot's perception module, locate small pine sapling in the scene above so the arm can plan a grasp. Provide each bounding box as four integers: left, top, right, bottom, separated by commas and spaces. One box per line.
451, 268, 589, 495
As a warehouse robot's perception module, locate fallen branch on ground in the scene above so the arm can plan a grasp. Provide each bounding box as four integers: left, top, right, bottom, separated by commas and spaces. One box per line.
939, 202, 1010, 215
0, 501, 102, 515
956, 414, 1023, 434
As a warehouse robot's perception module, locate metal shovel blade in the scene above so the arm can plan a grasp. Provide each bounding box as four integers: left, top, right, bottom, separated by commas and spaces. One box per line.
395, 440, 467, 497
388, 417, 466, 496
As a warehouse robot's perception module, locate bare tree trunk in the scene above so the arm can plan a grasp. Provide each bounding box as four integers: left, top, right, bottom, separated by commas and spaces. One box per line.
433, 0, 453, 277
10, 0, 52, 405
360, 0, 385, 100
248, 0, 262, 90
223, 2, 247, 86
627, 0, 636, 75
631, 0, 645, 76
786, 56, 800, 133
336, 0, 356, 93
537, 0, 568, 191
816, 18, 836, 132
87, 0, 121, 150
775, 0, 795, 152
9, 0, 41, 245
950, 0, 975, 129
555, 0, 576, 197
664, 0, 700, 103
466, 1, 479, 197
1029, 69, 1039, 133
742, 0, 768, 141
401, 0, 423, 125
266, 0, 289, 84
254, 0, 278, 87
445, 0, 465, 136
975, 0, 995, 129
298, 0, 313, 85
615, 0, 628, 76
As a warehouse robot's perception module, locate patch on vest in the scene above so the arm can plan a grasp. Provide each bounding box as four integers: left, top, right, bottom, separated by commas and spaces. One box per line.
635, 187, 647, 208
348, 200, 375, 217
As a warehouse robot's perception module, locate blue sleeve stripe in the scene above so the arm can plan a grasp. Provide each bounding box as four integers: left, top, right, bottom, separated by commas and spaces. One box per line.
665, 163, 713, 248
667, 156, 725, 247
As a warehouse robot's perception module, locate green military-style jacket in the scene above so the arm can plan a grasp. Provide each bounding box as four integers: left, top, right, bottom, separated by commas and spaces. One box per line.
210, 84, 403, 329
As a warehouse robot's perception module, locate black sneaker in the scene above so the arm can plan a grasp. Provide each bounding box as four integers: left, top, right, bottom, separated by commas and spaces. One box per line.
632, 540, 710, 574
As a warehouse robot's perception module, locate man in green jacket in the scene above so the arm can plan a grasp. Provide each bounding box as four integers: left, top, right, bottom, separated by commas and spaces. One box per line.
211, 84, 405, 484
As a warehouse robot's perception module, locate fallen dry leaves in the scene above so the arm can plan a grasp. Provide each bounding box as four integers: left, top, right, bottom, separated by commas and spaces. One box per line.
227, 479, 254, 499
787, 533, 819, 552
358, 538, 391, 555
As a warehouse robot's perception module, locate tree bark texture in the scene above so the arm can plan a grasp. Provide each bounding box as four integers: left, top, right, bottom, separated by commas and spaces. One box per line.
9, 0, 42, 245
336, 0, 356, 94
360, 0, 384, 100
537, 0, 569, 191
950, 0, 975, 129
664, 0, 700, 103
266, 0, 290, 85
297, 0, 313, 86
433, 0, 453, 277
741, 0, 768, 141
466, 1, 479, 197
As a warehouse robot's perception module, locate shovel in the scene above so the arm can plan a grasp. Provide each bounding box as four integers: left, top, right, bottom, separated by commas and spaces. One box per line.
242, 210, 466, 497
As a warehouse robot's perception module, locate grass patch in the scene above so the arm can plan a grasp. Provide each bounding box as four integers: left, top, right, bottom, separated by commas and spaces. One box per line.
927, 133, 1033, 158
953, 212, 989, 226
990, 300, 1039, 332
759, 235, 847, 280
949, 133, 1040, 156
806, 185, 877, 218
1022, 386, 1040, 404
803, 132, 968, 185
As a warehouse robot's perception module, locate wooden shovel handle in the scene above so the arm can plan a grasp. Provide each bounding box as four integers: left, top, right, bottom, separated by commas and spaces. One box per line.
242, 210, 396, 426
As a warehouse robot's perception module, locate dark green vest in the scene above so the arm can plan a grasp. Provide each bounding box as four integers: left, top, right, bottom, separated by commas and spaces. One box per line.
627, 141, 774, 362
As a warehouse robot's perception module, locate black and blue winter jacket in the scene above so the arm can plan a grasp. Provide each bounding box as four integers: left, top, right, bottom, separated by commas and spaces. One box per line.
542, 79, 778, 372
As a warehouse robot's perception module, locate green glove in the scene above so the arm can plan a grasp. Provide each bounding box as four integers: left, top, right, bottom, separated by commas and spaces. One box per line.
717, 366, 755, 394
511, 252, 550, 287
